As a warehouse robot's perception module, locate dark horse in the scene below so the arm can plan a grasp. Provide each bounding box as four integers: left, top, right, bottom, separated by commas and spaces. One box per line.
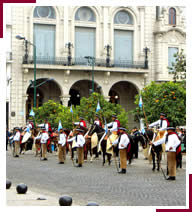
88, 124, 112, 165
143, 129, 162, 171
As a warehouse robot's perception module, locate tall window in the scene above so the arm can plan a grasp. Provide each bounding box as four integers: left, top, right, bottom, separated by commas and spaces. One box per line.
169, 8, 176, 25
168, 47, 178, 72
75, 7, 96, 64
33, 7, 56, 61
114, 10, 134, 65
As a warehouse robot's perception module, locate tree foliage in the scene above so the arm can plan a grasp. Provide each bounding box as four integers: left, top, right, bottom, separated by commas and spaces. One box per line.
132, 81, 186, 127
168, 49, 186, 83
33, 93, 129, 129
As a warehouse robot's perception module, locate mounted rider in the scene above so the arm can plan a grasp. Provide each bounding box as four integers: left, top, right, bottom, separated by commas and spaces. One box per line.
105, 115, 120, 155
94, 114, 102, 127
148, 113, 170, 152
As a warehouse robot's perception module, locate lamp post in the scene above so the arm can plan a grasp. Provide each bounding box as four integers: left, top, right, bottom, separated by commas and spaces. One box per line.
16, 35, 37, 108
104, 45, 112, 67
84, 56, 95, 93
65, 42, 73, 65
143, 47, 150, 69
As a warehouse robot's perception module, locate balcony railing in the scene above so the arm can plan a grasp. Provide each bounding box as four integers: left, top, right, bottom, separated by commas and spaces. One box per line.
23, 56, 147, 69
6, 52, 12, 61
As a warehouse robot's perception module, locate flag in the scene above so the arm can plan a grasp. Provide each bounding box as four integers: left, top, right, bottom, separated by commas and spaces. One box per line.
104, 118, 108, 133
139, 96, 143, 108
29, 109, 35, 117
70, 105, 73, 113
140, 118, 145, 134
58, 120, 62, 132
96, 101, 101, 112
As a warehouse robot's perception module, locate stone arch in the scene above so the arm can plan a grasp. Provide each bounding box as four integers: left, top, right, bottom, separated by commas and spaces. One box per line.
72, 6, 101, 22
110, 7, 138, 25
25, 78, 63, 119
108, 80, 139, 128
68, 79, 103, 106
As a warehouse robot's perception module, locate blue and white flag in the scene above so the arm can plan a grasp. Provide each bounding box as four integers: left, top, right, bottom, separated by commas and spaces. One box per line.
29, 109, 35, 117
96, 101, 101, 112
70, 105, 73, 113
104, 118, 108, 133
139, 96, 143, 108
58, 120, 62, 132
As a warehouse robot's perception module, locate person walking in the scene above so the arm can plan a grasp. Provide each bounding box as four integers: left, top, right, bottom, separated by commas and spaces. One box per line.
68, 128, 85, 167
13, 127, 21, 157
151, 127, 180, 180
112, 127, 130, 174
58, 128, 67, 164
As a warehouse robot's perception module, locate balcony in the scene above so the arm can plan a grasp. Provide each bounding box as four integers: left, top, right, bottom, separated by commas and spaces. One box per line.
23, 56, 147, 69
6, 52, 13, 62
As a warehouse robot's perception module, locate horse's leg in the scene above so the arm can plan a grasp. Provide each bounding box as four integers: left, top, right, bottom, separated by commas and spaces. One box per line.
84, 144, 87, 161
156, 151, 161, 171
151, 150, 156, 171
107, 153, 111, 165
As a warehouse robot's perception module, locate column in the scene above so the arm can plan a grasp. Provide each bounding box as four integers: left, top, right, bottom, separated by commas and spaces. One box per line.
139, 7, 145, 54
60, 95, 70, 106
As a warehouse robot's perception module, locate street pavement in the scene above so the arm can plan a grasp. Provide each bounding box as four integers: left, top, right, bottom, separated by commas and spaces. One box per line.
6, 148, 186, 206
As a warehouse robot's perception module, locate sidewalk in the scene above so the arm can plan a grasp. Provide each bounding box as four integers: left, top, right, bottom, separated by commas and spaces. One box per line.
7, 185, 61, 206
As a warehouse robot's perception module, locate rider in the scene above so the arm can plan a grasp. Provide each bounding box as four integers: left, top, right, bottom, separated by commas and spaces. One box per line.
112, 127, 130, 174
94, 114, 102, 127
149, 113, 170, 132
74, 117, 87, 128
106, 115, 120, 135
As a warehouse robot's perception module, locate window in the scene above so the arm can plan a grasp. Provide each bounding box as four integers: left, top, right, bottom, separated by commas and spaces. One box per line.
75, 7, 96, 22
34, 6, 56, 19
114, 10, 134, 65
168, 47, 178, 72
169, 8, 176, 25
114, 10, 133, 25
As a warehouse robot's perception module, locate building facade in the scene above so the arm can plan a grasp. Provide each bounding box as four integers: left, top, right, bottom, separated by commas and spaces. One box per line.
7, 6, 186, 129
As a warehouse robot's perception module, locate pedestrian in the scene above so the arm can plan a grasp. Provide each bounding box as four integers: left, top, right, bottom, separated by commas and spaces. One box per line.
68, 128, 85, 167
151, 127, 180, 180
6, 127, 11, 151
58, 128, 67, 164
35, 127, 49, 160
13, 127, 21, 157
131, 127, 140, 159
112, 127, 130, 174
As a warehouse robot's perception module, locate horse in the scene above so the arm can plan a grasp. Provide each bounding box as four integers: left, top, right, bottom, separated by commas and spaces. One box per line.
131, 131, 147, 159
143, 129, 162, 171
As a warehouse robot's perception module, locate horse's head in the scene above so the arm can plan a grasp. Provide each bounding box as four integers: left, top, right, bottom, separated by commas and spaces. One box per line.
143, 129, 154, 143
88, 124, 97, 136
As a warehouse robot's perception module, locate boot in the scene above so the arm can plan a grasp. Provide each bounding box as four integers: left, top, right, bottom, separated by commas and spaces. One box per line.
167, 176, 176, 180
118, 169, 126, 174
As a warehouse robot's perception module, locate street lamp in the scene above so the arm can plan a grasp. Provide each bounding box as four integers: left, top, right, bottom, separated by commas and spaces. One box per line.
29, 78, 54, 88
65, 42, 73, 65
104, 45, 112, 67
143, 47, 150, 69
16, 35, 37, 108
84, 56, 95, 93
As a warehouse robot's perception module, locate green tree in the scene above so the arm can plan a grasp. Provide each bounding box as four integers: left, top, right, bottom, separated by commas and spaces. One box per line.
132, 81, 186, 127
33, 93, 129, 130
168, 49, 186, 83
